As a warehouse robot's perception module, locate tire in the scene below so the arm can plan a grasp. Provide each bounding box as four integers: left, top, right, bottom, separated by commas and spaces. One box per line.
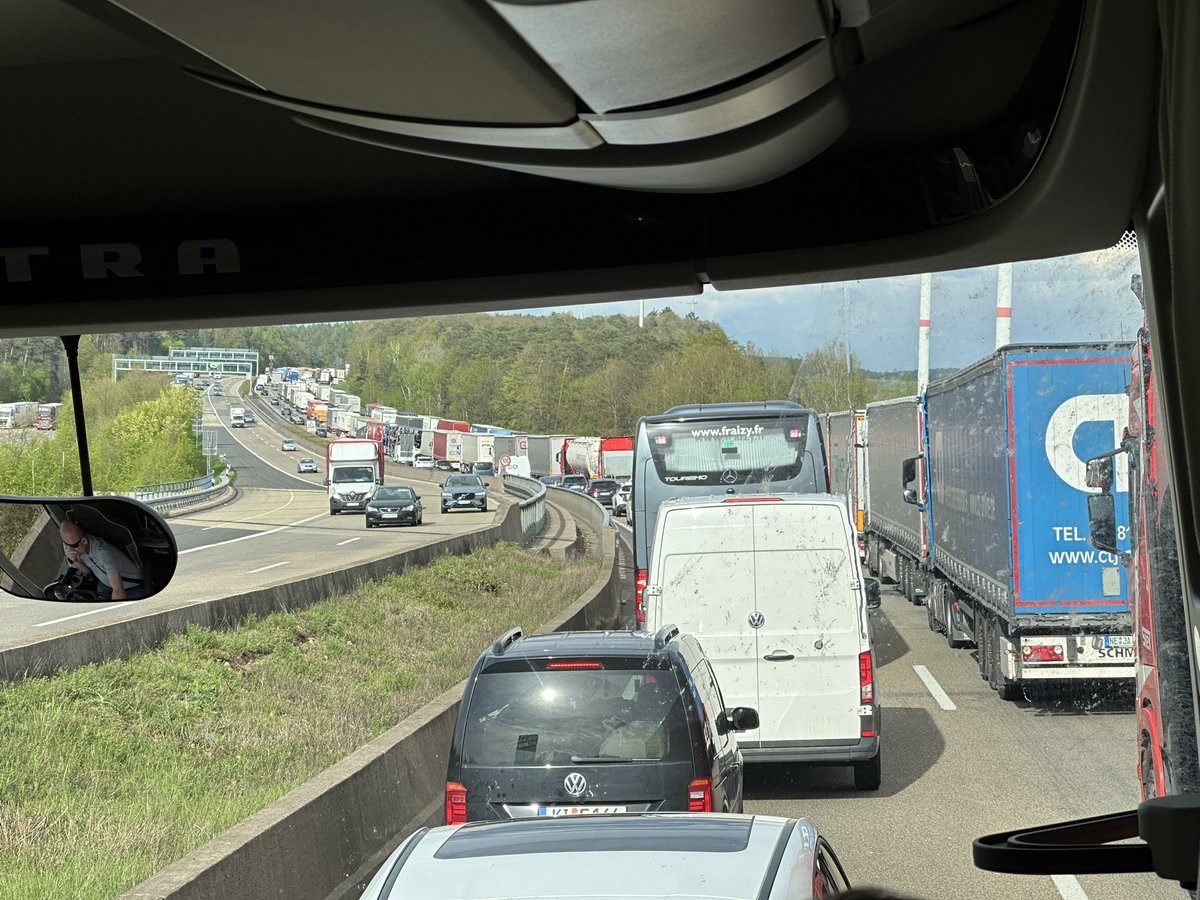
978, 611, 992, 682
853, 751, 882, 791
330, 508, 338, 516
480, 502, 488, 513
927, 582, 942, 633
365, 521, 373, 529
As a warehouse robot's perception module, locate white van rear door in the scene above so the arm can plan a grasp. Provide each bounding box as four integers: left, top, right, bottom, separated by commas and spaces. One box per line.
651, 503, 759, 715
752, 503, 863, 743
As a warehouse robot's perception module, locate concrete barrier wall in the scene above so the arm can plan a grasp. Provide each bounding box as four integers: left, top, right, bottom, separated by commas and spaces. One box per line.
2, 502, 527, 682
123, 507, 622, 900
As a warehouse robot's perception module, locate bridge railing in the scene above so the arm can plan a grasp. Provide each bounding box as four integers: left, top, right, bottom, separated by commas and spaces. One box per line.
502, 475, 548, 546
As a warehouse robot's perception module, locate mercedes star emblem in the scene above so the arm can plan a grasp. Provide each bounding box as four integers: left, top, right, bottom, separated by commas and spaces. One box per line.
748, 611, 765, 629
720, 469, 738, 484
564, 772, 587, 797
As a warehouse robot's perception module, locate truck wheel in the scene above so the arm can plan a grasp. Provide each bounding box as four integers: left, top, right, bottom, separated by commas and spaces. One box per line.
978, 613, 992, 682
926, 583, 942, 634
853, 751, 882, 791
902, 560, 916, 604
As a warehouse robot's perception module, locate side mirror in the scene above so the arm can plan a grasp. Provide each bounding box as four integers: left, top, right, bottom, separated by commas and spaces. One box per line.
903, 488, 919, 505
0, 495, 178, 602
1085, 455, 1114, 492
901, 456, 918, 487
727, 707, 760, 732
865, 577, 881, 610
1087, 492, 1127, 559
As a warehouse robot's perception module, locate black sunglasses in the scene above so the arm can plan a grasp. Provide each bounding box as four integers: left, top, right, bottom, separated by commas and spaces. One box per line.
62, 536, 85, 548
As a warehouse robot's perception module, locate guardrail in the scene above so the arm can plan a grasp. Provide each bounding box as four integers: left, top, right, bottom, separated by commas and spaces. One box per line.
132, 471, 215, 501
501, 475, 548, 547
135, 469, 234, 514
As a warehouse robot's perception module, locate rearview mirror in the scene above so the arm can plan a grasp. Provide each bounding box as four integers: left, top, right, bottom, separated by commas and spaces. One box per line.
865, 578, 881, 610
903, 488, 919, 505
901, 456, 919, 487
1087, 492, 1127, 559
0, 495, 178, 602
727, 707, 760, 732
1085, 455, 1114, 492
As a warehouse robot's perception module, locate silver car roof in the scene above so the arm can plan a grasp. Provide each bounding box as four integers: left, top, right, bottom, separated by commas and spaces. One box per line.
366, 814, 817, 900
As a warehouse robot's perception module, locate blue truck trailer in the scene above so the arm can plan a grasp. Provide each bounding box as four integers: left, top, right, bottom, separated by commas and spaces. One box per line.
871, 344, 1136, 699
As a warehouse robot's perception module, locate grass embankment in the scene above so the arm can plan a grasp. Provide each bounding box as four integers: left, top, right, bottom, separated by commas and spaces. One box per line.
0, 544, 602, 900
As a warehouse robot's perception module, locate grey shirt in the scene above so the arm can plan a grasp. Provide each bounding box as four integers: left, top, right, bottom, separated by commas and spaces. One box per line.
80, 535, 143, 588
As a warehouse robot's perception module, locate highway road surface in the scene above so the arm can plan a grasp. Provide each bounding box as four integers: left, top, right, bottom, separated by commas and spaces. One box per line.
0, 381, 508, 649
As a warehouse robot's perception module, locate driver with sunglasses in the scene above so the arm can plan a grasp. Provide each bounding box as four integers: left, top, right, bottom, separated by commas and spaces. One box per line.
58, 519, 146, 601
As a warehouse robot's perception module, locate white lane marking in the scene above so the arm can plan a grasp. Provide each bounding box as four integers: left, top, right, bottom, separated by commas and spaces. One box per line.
246, 561, 290, 575
200, 489, 296, 531
178, 511, 328, 555
336, 537, 361, 546
34, 601, 138, 628
913, 664, 957, 711
1051, 875, 1089, 900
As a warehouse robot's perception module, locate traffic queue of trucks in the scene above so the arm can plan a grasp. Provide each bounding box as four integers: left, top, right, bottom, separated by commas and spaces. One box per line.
832, 343, 1139, 702
0, 401, 38, 429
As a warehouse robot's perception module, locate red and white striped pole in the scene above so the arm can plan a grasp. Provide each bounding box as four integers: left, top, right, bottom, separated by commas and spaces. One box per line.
917, 273, 932, 393
995, 263, 1013, 349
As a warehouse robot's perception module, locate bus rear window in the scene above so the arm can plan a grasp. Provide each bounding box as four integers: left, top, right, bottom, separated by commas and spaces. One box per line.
644, 418, 809, 486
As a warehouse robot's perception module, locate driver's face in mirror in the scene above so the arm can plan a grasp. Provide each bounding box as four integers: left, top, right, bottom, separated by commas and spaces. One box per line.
0, 496, 177, 603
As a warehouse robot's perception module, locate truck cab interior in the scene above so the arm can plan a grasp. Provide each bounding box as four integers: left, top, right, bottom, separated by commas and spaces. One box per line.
2, 0, 1199, 892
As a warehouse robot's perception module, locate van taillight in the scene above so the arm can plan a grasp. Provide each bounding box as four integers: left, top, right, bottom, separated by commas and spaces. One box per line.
859, 651, 874, 704
445, 781, 468, 825
635, 569, 647, 624
721, 496, 782, 503
547, 660, 604, 670
687, 778, 713, 812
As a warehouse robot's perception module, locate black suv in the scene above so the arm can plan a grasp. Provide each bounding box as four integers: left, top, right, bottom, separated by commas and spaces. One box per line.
445, 627, 757, 824
586, 478, 620, 507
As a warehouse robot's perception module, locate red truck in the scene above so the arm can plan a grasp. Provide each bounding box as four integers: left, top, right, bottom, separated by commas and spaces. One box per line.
437, 419, 470, 433
1088, 274, 1197, 799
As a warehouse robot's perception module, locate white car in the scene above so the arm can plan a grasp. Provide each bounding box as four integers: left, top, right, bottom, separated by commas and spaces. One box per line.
413, 454, 434, 469
360, 814, 850, 900
281, 438, 297, 452
612, 482, 632, 517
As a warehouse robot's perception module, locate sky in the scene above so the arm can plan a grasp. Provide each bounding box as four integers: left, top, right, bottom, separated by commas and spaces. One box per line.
509, 246, 1144, 373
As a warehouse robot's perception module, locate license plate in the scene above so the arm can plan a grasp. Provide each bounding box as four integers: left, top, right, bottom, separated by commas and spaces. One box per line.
382, 513, 398, 519
537, 805, 627, 817
1104, 635, 1133, 648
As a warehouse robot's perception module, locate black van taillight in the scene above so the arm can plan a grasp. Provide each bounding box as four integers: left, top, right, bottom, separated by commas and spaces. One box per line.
445, 781, 468, 825
688, 778, 713, 812
635, 569, 647, 624
547, 660, 603, 670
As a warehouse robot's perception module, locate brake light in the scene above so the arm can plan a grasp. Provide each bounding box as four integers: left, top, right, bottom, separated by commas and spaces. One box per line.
1022, 644, 1064, 662
687, 778, 713, 812
859, 651, 874, 704
635, 569, 647, 624
654, 434, 669, 445
786, 427, 802, 440
445, 781, 468, 825
546, 660, 604, 670
722, 497, 782, 503
862, 729, 876, 738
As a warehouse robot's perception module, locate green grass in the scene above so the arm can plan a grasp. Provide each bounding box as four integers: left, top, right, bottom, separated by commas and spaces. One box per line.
0, 544, 601, 900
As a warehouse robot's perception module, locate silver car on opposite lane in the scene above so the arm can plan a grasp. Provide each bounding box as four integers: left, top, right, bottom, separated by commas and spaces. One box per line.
359, 814, 851, 900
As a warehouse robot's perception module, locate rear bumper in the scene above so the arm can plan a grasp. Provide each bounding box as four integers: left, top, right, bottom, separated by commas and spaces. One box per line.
738, 707, 880, 764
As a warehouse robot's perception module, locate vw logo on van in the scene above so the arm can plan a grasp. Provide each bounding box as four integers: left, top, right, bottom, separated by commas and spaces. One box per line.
564, 772, 587, 797
748, 611, 766, 629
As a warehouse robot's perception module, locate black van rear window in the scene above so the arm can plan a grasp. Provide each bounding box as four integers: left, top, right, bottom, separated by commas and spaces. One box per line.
463, 661, 692, 766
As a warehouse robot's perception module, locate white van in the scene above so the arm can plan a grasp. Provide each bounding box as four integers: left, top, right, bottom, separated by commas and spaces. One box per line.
644, 493, 882, 789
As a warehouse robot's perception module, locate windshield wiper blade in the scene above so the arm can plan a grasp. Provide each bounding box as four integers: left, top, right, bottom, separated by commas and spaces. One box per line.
569, 755, 636, 764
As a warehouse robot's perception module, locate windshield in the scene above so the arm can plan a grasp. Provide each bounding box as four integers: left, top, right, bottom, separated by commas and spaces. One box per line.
373, 487, 413, 501
0, 241, 1172, 900
332, 466, 374, 483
